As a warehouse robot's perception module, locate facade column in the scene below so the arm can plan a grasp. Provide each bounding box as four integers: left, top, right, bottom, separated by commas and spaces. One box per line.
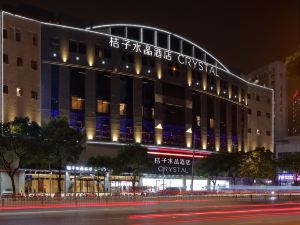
214, 98, 220, 151
185, 88, 192, 148
237, 107, 242, 152
154, 81, 163, 145
133, 77, 143, 143
201, 94, 207, 150
85, 70, 96, 140
110, 73, 120, 142
41, 63, 52, 121
243, 108, 248, 152
59, 66, 70, 120
226, 102, 232, 152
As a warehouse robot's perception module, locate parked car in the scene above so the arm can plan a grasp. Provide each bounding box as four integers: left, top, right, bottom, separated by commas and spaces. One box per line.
1, 189, 13, 198
158, 187, 182, 195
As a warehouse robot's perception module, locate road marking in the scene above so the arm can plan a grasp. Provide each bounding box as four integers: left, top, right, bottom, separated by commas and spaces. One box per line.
230, 221, 263, 225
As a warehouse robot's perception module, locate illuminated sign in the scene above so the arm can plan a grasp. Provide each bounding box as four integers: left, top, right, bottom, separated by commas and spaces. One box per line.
108, 37, 218, 76
277, 173, 295, 182
149, 155, 192, 175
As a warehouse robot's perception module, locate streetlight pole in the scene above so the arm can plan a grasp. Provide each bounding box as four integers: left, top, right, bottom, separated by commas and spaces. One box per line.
190, 130, 196, 192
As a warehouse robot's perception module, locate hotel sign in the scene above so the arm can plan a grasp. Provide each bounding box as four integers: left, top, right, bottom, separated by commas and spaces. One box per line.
108, 37, 218, 76
149, 155, 192, 175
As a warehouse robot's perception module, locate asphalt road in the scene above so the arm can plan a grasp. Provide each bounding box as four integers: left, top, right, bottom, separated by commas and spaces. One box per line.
1, 197, 300, 225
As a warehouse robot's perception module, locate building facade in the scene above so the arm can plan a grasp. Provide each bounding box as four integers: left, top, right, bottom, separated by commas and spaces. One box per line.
0, 11, 274, 160
247, 61, 287, 140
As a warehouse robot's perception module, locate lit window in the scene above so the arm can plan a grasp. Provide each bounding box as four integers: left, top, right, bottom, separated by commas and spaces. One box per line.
209, 118, 214, 128
196, 115, 201, 126
256, 129, 261, 135
120, 103, 126, 116
71, 97, 84, 111
97, 100, 110, 113
16, 88, 23, 97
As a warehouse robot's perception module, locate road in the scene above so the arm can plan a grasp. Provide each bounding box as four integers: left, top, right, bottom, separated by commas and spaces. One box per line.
1, 197, 300, 225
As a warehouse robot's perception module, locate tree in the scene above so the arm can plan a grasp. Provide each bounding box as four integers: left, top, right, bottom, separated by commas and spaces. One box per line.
195, 153, 227, 190
87, 155, 113, 194
277, 153, 300, 185
0, 117, 41, 195
113, 144, 151, 195
222, 151, 243, 185
42, 117, 84, 196
238, 147, 276, 182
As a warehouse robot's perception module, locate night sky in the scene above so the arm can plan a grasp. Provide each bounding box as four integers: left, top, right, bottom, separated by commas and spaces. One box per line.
1, 0, 299, 74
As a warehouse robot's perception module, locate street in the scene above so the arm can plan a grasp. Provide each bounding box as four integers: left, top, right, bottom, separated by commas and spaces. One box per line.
1, 197, 300, 225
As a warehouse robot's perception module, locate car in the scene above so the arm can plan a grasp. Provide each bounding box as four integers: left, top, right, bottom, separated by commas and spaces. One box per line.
1, 189, 13, 198
158, 187, 182, 196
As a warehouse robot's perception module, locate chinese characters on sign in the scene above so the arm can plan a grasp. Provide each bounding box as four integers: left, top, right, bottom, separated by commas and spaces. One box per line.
150, 155, 192, 175
108, 37, 218, 76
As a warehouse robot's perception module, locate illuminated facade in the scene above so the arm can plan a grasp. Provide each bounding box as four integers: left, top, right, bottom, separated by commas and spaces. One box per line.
0, 11, 274, 158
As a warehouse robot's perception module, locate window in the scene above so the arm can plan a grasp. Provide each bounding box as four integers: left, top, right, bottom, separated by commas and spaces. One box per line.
95, 46, 111, 59
3, 54, 8, 64
257, 111, 261, 116
247, 93, 251, 99
32, 33, 38, 46
209, 118, 214, 128
16, 88, 23, 97
78, 43, 86, 54
50, 37, 60, 51
167, 62, 180, 77
256, 95, 260, 101
248, 128, 251, 133
143, 29, 154, 45
120, 103, 126, 116
266, 131, 271, 136
69, 40, 77, 53
196, 115, 201, 126
266, 112, 270, 118
3, 29, 7, 39
256, 129, 261, 135
31, 91, 38, 100
97, 100, 110, 113
121, 52, 134, 63
15, 29, 21, 42
157, 32, 168, 48
127, 27, 140, 41
248, 109, 252, 114
31, 60, 38, 70
71, 97, 85, 111
17, 57, 23, 66
3, 85, 8, 94
142, 56, 155, 68
267, 98, 271, 104
170, 36, 180, 52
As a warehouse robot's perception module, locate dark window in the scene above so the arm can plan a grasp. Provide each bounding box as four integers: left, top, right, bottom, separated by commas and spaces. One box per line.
256, 95, 260, 101
50, 37, 60, 51
157, 32, 168, 48
3, 85, 8, 94
3, 54, 8, 64
143, 29, 154, 45
95, 46, 111, 59
32, 33, 38, 46
78, 42, 86, 54
3, 29, 7, 39
206, 55, 215, 65
31, 60, 38, 70
111, 27, 125, 37
69, 40, 77, 53
257, 111, 261, 116
266, 112, 271, 118
182, 42, 192, 56
31, 91, 38, 100
170, 36, 180, 52
248, 128, 251, 133
121, 52, 134, 64
17, 57, 23, 66
248, 109, 252, 114
247, 93, 251, 99
194, 48, 203, 60
142, 56, 155, 68
162, 82, 185, 99
266, 131, 271, 136
15, 29, 21, 42
127, 27, 140, 41
103, 49, 111, 58
267, 98, 271, 104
